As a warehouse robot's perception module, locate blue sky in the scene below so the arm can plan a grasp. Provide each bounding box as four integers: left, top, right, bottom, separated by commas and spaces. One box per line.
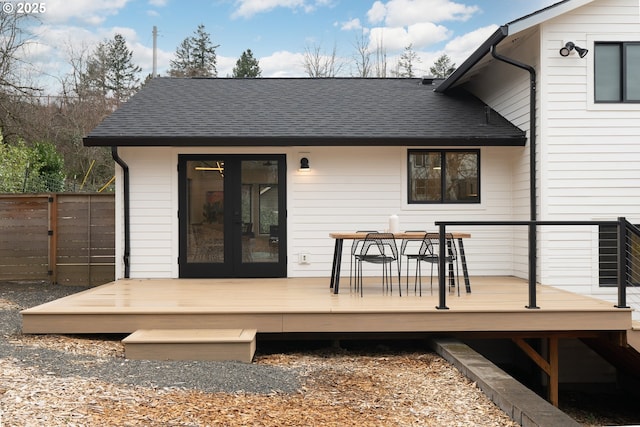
26, 0, 558, 91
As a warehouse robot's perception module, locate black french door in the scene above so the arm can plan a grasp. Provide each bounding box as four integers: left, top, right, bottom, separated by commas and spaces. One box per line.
178, 154, 286, 278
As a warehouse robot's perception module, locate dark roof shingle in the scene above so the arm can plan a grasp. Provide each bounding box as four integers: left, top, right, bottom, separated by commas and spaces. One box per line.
83, 77, 525, 147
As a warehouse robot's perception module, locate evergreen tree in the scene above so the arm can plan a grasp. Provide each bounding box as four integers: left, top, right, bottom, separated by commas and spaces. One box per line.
232, 49, 262, 78
106, 34, 142, 104
81, 40, 110, 99
430, 54, 456, 78
81, 34, 141, 104
169, 39, 192, 77
396, 44, 420, 78
169, 24, 219, 77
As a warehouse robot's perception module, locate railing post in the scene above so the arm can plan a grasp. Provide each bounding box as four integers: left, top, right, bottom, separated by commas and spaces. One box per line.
436, 223, 449, 310
616, 217, 630, 308
527, 222, 539, 309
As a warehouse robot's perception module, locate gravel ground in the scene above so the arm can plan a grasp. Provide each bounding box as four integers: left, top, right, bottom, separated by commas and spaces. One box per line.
0, 281, 302, 395
2, 281, 638, 426
0, 281, 525, 426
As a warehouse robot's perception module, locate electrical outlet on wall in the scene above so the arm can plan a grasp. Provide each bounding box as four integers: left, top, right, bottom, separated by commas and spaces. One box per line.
298, 253, 310, 264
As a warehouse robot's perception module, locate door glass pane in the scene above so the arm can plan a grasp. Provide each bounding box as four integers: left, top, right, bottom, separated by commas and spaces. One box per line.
241, 160, 279, 263
187, 160, 225, 263
625, 44, 640, 101
595, 44, 621, 102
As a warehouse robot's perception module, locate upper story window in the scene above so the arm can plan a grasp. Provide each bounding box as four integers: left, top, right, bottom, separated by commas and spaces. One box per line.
408, 149, 480, 204
594, 42, 640, 103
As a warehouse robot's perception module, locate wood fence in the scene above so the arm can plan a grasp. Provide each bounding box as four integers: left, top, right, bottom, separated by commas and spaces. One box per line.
0, 194, 115, 286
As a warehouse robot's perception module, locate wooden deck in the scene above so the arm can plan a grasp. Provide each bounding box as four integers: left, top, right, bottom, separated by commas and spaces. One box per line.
21, 276, 633, 336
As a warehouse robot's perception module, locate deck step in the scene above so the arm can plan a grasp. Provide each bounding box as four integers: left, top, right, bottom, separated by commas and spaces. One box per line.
629, 321, 640, 353
122, 328, 257, 363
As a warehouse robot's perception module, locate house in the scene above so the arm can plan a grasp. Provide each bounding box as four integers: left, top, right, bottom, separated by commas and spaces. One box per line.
84, 0, 640, 318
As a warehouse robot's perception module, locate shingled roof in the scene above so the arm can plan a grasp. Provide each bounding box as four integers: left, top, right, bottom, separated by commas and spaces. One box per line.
83, 77, 526, 147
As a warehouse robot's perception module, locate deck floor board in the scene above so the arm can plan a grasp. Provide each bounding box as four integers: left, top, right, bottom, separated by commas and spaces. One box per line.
21, 276, 632, 335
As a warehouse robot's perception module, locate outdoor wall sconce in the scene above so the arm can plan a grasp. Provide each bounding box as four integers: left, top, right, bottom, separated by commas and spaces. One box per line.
559, 41, 588, 58
299, 157, 310, 171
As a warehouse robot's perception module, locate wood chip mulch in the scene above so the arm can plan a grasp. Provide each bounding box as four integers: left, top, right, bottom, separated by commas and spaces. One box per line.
0, 332, 520, 426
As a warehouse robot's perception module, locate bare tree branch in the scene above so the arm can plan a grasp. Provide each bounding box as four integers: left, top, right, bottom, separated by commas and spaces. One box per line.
302, 42, 343, 77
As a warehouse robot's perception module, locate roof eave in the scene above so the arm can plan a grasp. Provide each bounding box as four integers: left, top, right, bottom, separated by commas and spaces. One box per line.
435, 0, 595, 94
82, 135, 526, 147
434, 26, 509, 94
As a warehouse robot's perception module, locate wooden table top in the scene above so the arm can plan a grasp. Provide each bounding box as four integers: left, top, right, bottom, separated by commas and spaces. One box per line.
329, 231, 471, 239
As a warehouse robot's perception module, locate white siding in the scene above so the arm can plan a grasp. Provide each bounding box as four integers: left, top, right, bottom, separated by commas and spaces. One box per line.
109, 0, 640, 319
538, 0, 640, 313
447, 1, 640, 318
121, 147, 176, 278
540, 0, 640, 221
115, 146, 520, 280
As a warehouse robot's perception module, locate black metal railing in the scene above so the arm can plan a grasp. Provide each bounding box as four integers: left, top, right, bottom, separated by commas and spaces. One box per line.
434, 218, 639, 310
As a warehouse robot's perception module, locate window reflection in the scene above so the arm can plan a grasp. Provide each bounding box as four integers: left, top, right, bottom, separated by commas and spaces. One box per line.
409, 150, 479, 203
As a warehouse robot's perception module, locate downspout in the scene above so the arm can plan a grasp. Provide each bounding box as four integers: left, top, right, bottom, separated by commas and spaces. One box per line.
111, 146, 130, 278
490, 37, 536, 221
490, 31, 538, 308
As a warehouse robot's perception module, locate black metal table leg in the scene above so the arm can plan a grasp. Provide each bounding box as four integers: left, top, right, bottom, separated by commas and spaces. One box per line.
447, 239, 455, 289
457, 238, 471, 293
330, 238, 344, 294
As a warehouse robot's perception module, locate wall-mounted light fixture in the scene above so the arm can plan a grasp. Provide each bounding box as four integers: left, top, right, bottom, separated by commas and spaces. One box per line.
299, 157, 310, 171
559, 41, 588, 58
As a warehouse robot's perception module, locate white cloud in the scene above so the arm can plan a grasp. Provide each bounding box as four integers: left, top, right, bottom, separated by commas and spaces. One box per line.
442, 24, 497, 64
367, 0, 479, 27
232, 0, 306, 18
217, 55, 237, 78
367, 1, 387, 24
406, 22, 451, 47
367, 21, 450, 53
257, 50, 307, 77
41, 0, 131, 25
340, 18, 362, 31
231, 0, 334, 19
148, 0, 168, 6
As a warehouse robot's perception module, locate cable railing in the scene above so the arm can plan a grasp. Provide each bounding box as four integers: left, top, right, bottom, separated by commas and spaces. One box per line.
434, 218, 639, 311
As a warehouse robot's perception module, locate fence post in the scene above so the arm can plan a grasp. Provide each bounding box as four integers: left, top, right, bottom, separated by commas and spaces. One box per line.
436, 223, 449, 310
616, 217, 629, 308
47, 194, 58, 284
526, 222, 539, 309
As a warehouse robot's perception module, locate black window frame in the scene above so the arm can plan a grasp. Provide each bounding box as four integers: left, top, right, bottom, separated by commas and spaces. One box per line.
407, 149, 480, 204
594, 41, 640, 103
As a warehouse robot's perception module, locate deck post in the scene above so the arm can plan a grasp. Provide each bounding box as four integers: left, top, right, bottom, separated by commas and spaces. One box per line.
616, 217, 629, 308
436, 224, 449, 310
513, 336, 559, 407
526, 222, 539, 309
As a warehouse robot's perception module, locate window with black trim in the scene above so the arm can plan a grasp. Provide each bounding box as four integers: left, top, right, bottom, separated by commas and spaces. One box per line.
594, 42, 640, 103
408, 150, 479, 204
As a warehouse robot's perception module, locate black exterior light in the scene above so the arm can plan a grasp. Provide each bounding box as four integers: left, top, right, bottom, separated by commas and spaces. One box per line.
559, 41, 588, 58
299, 157, 310, 171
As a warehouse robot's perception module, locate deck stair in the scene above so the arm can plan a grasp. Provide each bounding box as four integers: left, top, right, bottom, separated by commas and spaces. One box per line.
122, 328, 257, 363
628, 321, 640, 353
581, 323, 640, 380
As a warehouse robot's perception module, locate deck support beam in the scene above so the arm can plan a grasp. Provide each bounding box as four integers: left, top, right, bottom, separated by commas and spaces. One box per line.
513, 336, 559, 407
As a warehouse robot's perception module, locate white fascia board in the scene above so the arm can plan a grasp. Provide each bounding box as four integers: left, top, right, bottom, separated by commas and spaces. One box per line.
508, 0, 595, 34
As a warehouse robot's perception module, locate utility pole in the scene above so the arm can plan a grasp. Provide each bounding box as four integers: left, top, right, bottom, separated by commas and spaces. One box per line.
152, 26, 158, 77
